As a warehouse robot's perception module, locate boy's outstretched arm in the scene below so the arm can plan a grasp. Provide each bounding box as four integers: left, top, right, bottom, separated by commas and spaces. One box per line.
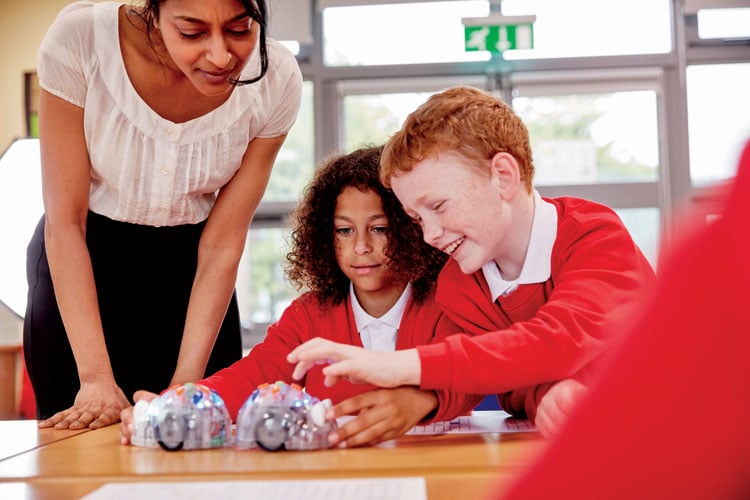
287, 338, 421, 388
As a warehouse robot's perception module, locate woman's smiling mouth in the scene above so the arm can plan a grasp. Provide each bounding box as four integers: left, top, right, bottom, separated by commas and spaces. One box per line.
200, 69, 233, 84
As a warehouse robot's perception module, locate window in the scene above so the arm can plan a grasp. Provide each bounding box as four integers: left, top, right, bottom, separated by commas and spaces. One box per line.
342, 91, 434, 151
513, 83, 662, 268
514, 91, 659, 185
615, 208, 660, 268
322, 0, 671, 66
500, 0, 671, 59
0, 138, 43, 318
323, 1, 490, 66
687, 63, 750, 185
263, 81, 315, 202
238, 0, 750, 342
237, 227, 298, 349
696, 7, 750, 39
236, 81, 315, 344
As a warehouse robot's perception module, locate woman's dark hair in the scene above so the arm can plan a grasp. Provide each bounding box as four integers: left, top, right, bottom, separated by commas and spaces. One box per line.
135, 0, 269, 85
286, 145, 448, 306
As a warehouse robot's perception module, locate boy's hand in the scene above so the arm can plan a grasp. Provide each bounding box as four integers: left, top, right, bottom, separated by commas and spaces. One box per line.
119, 390, 158, 445
287, 338, 421, 387
326, 388, 438, 448
534, 378, 588, 437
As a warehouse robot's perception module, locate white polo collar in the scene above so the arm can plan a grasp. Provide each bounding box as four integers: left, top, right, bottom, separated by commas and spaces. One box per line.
483, 191, 558, 301
350, 282, 411, 331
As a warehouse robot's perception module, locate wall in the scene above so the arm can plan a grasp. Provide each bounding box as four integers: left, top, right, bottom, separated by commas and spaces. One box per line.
0, 0, 74, 149
0, 0, 74, 343
0, 303, 21, 345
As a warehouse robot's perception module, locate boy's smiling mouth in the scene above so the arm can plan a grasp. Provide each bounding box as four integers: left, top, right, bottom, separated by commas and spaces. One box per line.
442, 236, 465, 255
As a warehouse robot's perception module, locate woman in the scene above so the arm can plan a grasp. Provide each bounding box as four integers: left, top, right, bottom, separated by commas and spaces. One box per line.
25, 0, 302, 429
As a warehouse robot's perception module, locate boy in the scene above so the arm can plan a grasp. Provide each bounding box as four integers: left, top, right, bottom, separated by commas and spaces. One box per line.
289, 86, 655, 436
500, 141, 750, 499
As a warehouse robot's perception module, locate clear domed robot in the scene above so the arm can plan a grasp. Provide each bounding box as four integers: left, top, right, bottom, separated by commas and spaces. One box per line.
131, 381, 336, 452
235, 381, 337, 451
131, 382, 232, 451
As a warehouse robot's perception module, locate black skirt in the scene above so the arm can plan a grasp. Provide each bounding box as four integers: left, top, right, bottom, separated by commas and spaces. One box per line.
23, 211, 242, 419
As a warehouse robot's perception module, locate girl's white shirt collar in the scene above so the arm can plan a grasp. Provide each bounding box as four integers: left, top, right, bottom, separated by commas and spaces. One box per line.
350, 282, 412, 351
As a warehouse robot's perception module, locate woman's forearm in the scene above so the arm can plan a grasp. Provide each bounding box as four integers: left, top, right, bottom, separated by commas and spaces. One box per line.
44, 221, 114, 382
170, 135, 287, 385
170, 246, 239, 384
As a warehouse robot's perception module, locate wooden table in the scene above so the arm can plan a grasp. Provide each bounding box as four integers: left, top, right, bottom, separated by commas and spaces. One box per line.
0, 419, 544, 499
0, 420, 88, 462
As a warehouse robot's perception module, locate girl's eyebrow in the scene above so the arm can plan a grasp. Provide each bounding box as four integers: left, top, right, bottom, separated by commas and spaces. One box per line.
333, 214, 388, 223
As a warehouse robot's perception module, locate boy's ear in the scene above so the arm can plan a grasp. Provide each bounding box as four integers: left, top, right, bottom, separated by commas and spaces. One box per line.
489, 152, 521, 199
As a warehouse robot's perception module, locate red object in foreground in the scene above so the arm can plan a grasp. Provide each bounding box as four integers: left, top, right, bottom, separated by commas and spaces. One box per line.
499, 141, 750, 500
20, 352, 36, 419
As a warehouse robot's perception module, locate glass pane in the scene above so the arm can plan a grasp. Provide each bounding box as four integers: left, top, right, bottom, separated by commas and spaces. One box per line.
687, 63, 750, 185
615, 208, 660, 269
500, 0, 671, 59
697, 8, 750, 39
264, 81, 315, 202
0, 138, 43, 319
513, 92, 659, 185
236, 227, 298, 332
323, 0, 671, 66
342, 92, 434, 151
323, 1, 490, 66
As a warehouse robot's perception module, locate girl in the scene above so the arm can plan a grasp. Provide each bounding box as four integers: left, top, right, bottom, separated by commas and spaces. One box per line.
120, 146, 478, 447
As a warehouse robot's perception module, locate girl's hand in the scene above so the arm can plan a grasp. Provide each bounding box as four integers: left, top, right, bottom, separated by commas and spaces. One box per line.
39, 376, 131, 430
119, 390, 159, 445
325, 388, 438, 448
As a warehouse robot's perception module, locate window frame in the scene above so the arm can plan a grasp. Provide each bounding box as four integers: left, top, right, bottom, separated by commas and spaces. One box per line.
241, 0, 750, 344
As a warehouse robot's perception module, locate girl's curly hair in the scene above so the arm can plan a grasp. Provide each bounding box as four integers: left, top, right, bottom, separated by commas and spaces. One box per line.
286, 145, 447, 306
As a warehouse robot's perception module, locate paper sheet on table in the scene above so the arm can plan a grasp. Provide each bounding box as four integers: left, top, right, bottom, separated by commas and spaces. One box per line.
83, 477, 426, 500
408, 410, 536, 435
338, 410, 536, 435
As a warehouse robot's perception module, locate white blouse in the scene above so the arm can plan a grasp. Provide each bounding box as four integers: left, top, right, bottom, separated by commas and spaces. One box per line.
37, 1, 303, 227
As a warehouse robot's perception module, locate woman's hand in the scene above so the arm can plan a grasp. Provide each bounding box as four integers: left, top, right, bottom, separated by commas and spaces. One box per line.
119, 390, 159, 445
287, 338, 421, 388
325, 388, 438, 448
39, 376, 131, 430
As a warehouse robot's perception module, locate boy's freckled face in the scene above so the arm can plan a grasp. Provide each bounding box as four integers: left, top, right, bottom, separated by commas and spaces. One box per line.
333, 187, 402, 301
391, 151, 509, 275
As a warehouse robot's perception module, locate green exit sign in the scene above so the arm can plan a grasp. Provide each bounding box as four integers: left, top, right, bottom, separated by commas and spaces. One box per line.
462, 15, 536, 53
